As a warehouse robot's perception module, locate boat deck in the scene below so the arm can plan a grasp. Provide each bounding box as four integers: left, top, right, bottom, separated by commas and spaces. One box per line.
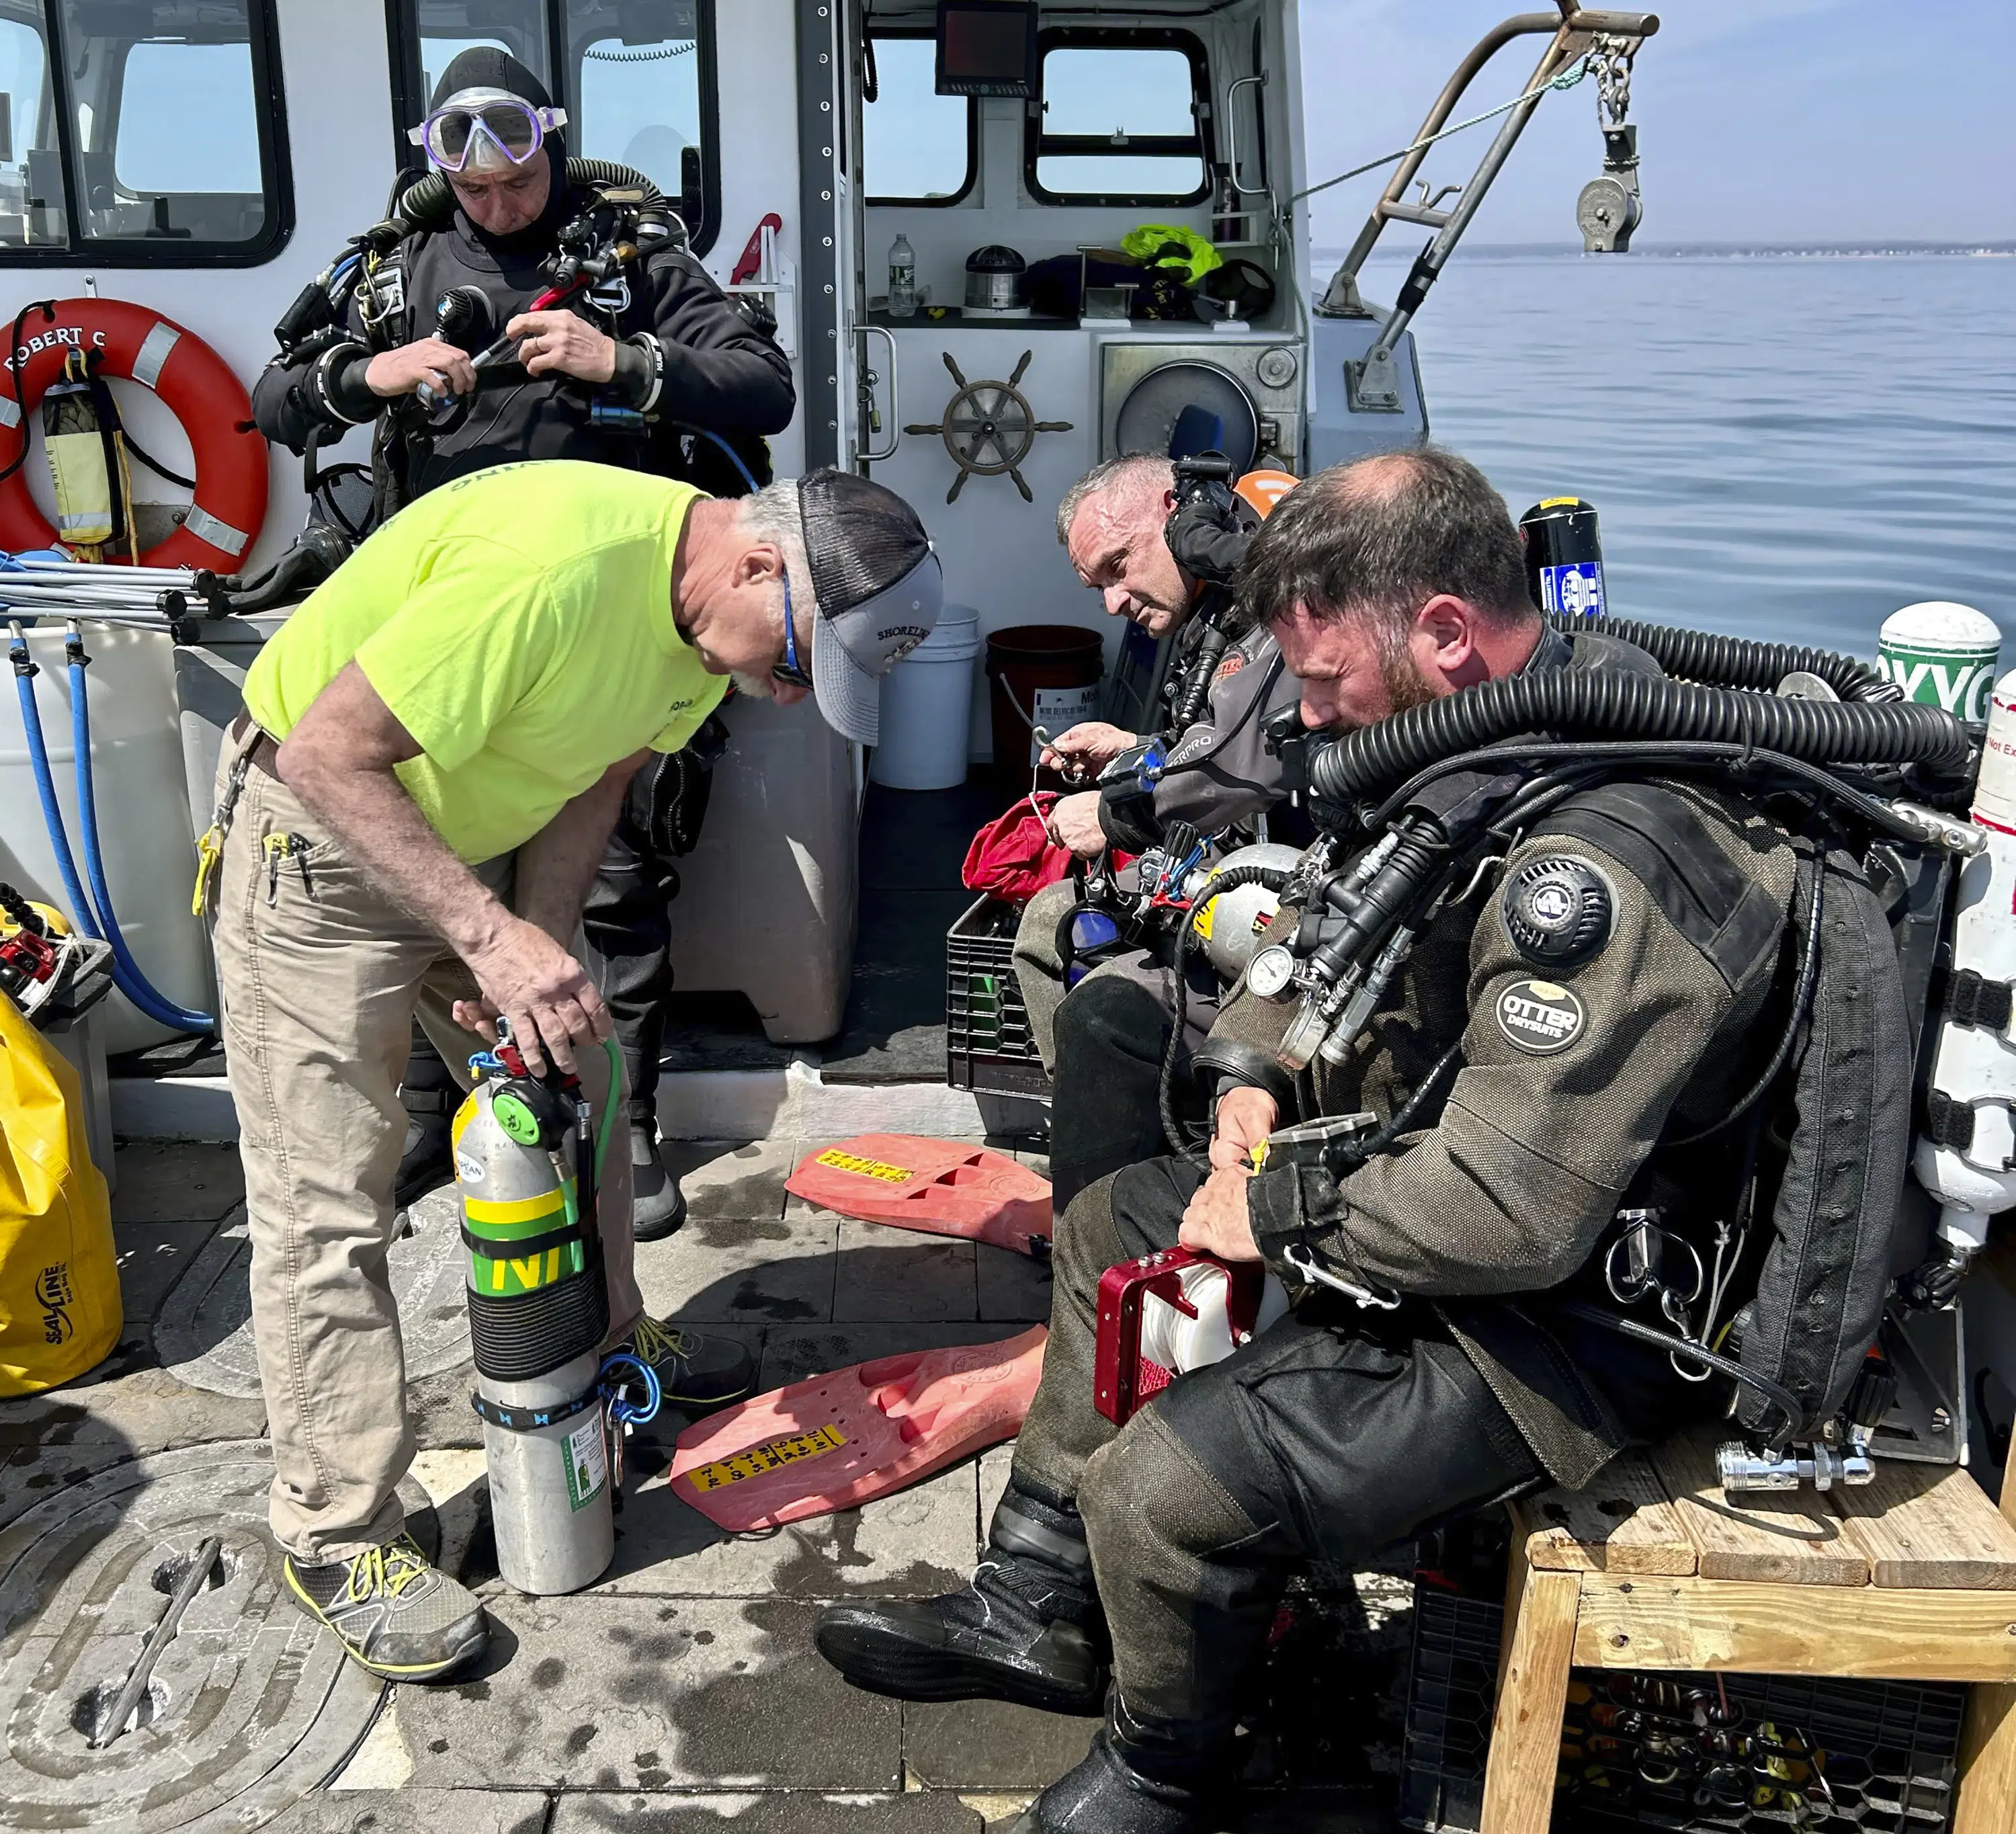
1, 1139, 1415, 1833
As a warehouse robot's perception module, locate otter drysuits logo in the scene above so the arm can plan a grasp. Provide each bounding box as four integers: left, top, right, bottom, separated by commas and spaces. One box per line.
1495, 979, 1586, 1056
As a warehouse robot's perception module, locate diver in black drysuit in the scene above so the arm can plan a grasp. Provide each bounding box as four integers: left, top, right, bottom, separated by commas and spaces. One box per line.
1014, 484, 1304, 1212
252, 48, 795, 1236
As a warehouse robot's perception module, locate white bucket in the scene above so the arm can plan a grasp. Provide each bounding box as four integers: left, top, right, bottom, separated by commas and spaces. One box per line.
871, 603, 981, 791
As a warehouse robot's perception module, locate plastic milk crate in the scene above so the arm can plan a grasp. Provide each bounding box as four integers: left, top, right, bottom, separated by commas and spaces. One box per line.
946, 896, 1052, 1100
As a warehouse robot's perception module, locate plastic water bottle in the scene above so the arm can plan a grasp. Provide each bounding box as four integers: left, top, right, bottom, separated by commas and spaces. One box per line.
888, 233, 916, 319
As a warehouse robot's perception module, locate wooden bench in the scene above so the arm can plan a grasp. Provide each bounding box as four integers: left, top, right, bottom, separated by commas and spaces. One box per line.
1482, 1424, 2016, 1833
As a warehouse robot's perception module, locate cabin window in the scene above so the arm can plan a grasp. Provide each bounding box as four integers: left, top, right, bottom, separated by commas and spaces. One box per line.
0, 0, 290, 263
864, 31, 976, 206
1027, 29, 1210, 206
0, 9, 65, 249
388, 0, 721, 255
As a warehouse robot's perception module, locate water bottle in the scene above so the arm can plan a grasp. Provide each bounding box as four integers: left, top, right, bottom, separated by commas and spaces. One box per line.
888, 233, 916, 319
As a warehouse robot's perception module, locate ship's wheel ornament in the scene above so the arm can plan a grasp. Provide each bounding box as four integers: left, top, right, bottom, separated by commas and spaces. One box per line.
905, 349, 1073, 503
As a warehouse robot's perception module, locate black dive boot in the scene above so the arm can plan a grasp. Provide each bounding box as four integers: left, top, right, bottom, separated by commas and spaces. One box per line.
816, 1478, 1108, 1714
1009, 1700, 1225, 1834
629, 1108, 687, 1242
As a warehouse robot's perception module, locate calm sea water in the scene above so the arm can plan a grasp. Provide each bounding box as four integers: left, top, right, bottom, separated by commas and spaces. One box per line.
1343, 249, 2015, 661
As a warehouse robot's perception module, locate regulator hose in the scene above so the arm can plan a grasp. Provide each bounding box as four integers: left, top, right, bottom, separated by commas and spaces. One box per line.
391, 160, 681, 244
1548, 612, 1895, 704
1160, 862, 1294, 1157
1308, 669, 1966, 810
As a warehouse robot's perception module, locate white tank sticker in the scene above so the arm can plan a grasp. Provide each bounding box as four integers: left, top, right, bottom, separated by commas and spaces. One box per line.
566, 1415, 607, 1509
456, 1152, 485, 1185
1028, 683, 1101, 764
130, 322, 182, 390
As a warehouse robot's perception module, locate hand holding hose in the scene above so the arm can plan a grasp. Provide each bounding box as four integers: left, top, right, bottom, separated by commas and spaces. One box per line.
458, 915, 612, 1077
366, 337, 478, 402
1039, 720, 1136, 778
507, 309, 617, 384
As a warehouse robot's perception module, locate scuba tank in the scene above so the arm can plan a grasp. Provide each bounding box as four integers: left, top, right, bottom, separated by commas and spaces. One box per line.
1519, 496, 1606, 620
455, 1019, 620, 1595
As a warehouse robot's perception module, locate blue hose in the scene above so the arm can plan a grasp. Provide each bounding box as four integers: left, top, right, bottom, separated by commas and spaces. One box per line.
11, 640, 102, 945
686, 427, 760, 496
64, 638, 214, 1032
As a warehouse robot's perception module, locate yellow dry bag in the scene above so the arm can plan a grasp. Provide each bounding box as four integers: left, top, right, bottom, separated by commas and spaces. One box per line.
0, 992, 118, 1394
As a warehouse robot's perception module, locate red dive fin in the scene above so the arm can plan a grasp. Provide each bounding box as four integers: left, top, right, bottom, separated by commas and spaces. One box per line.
667, 1325, 1048, 1532
786, 1134, 1052, 1257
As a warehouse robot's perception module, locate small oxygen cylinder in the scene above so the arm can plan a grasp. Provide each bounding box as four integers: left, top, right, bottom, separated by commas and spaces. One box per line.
456, 1026, 614, 1596
1913, 662, 2016, 1277
1878, 601, 2001, 728
1519, 497, 1606, 620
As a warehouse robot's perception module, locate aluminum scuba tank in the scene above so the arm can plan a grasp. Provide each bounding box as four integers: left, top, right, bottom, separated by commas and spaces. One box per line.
1913, 656, 2016, 1286
456, 1022, 615, 1595
1518, 497, 1606, 620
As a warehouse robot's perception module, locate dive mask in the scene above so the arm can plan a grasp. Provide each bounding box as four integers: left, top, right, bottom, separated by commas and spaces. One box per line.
411, 88, 568, 174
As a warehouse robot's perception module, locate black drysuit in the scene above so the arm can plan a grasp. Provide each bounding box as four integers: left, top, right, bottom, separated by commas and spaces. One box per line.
1006, 641, 1876, 1757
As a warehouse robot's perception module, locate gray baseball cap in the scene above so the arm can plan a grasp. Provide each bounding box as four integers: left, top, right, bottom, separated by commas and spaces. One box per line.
800, 469, 943, 746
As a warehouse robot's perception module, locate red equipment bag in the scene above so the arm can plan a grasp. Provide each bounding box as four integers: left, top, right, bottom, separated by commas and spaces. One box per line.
961, 792, 1073, 903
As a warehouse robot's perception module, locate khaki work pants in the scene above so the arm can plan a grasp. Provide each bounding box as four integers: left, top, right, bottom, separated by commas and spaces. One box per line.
210, 730, 641, 1562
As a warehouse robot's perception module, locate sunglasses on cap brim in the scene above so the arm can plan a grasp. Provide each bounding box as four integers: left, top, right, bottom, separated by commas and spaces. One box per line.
409, 95, 567, 173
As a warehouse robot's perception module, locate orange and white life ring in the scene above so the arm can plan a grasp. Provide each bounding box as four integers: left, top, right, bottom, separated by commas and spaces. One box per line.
0, 298, 267, 570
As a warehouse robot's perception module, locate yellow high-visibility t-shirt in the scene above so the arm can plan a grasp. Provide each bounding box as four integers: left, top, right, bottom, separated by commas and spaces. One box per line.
244, 462, 728, 864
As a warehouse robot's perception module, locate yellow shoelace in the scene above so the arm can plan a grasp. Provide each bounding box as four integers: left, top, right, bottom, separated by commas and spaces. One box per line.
342, 1538, 429, 1603
630, 1317, 695, 1366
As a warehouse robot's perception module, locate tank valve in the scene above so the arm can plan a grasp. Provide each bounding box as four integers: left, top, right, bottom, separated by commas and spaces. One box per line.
1717, 1434, 1876, 1493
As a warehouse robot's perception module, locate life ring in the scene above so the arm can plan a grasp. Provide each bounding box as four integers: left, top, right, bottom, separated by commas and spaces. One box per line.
0, 298, 267, 571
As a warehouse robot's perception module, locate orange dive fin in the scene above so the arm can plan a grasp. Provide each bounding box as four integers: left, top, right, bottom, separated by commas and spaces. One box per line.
785, 1133, 1052, 1257
667, 1325, 1048, 1532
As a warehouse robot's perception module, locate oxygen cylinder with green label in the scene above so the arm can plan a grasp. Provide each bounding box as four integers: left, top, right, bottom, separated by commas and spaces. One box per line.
454, 1022, 620, 1595
1878, 601, 2001, 727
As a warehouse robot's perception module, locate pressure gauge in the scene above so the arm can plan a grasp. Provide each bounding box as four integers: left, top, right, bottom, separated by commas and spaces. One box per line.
1245, 944, 1298, 1001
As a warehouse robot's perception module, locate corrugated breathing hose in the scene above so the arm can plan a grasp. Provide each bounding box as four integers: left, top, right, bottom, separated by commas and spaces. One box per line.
1548, 612, 1896, 703
1308, 669, 1966, 810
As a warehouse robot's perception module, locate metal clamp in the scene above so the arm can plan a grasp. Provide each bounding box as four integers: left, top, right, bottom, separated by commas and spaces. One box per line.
1281, 1241, 1400, 1309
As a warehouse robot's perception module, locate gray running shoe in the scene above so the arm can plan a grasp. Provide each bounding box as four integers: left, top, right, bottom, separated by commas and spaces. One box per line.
284, 1534, 489, 1681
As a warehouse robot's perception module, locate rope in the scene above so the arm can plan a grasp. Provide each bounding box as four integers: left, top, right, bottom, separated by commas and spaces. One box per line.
1288, 52, 1593, 208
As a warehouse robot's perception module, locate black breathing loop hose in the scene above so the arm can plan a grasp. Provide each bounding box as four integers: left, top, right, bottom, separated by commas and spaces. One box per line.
1308, 669, 1967, 810
1548, 612, 1897, 704
1159, 863, 1294, 1158
1555, 1301, 1805, 1442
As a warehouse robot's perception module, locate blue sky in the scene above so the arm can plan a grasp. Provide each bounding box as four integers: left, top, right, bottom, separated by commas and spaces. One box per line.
1298, 0, 2016, 248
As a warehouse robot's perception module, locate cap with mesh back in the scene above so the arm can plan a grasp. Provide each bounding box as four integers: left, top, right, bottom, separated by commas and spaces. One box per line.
800, 469, 943, 746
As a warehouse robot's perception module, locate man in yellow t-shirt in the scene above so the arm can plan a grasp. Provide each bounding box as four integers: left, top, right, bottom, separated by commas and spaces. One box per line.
210, 462, 940, 1682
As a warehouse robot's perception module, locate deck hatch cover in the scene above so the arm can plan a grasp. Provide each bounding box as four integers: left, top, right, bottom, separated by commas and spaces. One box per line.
155, 1190, 472, 1398
0, 1442, 435, 1831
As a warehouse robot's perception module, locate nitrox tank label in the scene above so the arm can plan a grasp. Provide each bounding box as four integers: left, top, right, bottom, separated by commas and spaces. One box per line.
1538, 560, 1605, 620
1878, 639, 1998, 724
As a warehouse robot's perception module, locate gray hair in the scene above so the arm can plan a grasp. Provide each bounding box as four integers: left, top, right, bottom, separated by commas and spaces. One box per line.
737, 478, 817, 624
1054, 453, 1174, 547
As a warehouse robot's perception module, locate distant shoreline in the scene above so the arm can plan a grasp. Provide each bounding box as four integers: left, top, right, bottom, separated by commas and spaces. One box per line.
1329, 240, 2015, 261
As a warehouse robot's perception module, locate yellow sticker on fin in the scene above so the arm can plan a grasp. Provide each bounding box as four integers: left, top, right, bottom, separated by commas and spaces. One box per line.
684, 1423, 848, 1491
815, 1149, 912, 1183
